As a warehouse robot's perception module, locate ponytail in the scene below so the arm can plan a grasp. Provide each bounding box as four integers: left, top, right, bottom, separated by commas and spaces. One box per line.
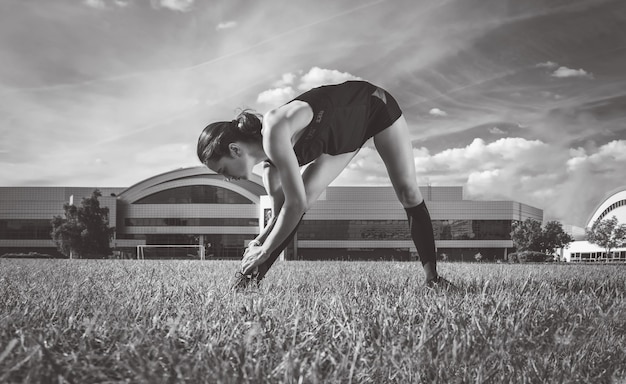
233, 109, 263, 139
197, 109, 263, 165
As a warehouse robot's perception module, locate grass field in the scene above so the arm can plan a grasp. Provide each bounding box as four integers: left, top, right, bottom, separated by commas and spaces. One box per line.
0, 259, 625, 383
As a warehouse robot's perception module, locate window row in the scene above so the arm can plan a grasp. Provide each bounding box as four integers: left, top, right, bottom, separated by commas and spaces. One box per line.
570, 251, 626, 261
0, 219, 52, 240
596, 199, 626, 222
297, 220, 513, 241
124, 218, 258, 227
134, 185, 253, 204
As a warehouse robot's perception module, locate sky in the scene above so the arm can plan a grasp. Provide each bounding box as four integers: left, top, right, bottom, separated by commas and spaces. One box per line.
1, 0, 625, 227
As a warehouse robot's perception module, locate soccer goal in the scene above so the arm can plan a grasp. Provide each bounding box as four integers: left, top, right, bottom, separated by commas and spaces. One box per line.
136, 244, 206, 260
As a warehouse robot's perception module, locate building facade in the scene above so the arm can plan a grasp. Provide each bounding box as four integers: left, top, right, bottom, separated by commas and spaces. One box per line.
0, 187, 124, 257
262, 185, 543, 262
1, 166, 543, 261
562, 187, 626, 262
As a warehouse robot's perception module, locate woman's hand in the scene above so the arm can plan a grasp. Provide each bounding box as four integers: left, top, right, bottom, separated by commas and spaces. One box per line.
241, 245, 268, 275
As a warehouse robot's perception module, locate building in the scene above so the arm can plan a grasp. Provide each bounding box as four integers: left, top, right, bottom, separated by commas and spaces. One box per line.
1, 166, 543, 261
115, 167, 265, 259
0, 186, 124, 257
265, 186, 542, 261
562, 187, 626, 262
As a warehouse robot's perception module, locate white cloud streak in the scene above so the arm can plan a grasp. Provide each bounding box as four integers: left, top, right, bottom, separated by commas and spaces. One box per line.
567, 140, 626, 171
83, 0, 106, 9
151, 0, 194, 12
83, 0, 129, 9
551, 66, 593, 79
297, 67, 362, 91
257, 87, 296, 106
429, 108, 448, 117
536, 61, 558, 68
216, 21, 237, 31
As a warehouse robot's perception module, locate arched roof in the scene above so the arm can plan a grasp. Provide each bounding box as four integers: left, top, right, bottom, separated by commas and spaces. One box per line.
117, 166, 266, 204
586, 186, 626, 228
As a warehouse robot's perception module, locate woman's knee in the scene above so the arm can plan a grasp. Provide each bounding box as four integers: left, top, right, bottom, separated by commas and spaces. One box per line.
394, 184, 423, 207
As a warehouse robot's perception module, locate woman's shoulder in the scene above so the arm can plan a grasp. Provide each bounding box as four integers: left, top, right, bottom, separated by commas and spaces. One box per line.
263, 100, 313, 132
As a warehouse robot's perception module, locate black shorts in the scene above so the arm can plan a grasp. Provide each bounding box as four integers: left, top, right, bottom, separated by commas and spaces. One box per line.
292, 81, 403, 165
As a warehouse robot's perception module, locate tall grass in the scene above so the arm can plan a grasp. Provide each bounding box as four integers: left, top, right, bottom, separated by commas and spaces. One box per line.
0, 259, 625, 383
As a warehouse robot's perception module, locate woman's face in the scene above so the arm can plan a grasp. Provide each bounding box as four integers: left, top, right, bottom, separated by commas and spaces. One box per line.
206, 144, 252, 181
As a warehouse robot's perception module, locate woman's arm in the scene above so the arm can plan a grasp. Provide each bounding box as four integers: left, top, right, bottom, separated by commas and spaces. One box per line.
249, 161, 284, 246
240, 104, 311, 274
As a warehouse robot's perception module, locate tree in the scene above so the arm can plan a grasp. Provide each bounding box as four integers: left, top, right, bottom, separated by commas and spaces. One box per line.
51, 190, 115, 258
50, 204, 82, 258
510, 219, 573, 259
511, 219, 543, 252
586, 216, 626, 260
540, 221, 574, 257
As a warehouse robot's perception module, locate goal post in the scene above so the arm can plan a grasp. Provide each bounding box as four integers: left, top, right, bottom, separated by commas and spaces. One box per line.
136, 244, 206, 260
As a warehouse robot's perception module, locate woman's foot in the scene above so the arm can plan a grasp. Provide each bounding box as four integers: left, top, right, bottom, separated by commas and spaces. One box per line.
425, 275, 457, 291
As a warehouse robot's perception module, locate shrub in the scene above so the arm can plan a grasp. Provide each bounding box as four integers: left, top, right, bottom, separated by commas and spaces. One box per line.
0, 252, 55, 259
508, 251, 551, 263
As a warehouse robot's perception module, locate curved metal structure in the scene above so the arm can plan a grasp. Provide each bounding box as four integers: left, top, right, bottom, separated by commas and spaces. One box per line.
585, 187, 626, 227
117, 166, 265, 204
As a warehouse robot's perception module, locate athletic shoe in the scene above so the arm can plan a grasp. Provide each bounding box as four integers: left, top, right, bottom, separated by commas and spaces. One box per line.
231, 271, 258, 291
426, 275, 457, 291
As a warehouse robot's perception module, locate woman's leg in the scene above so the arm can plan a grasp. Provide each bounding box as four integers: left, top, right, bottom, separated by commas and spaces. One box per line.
373, 115, 438, 282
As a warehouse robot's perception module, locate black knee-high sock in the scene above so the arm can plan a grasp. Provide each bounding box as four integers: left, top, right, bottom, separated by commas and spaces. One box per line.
255, 216, 303, 281
405, 201, 437, 267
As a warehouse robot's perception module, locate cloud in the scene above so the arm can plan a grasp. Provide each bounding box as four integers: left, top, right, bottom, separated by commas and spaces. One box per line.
566, 140, 626, 171
418, 138, 549, 174
536, 61, 558, 68
83, 0, 106, 9
151, 0, 194, 12
336, 137, 624, 225
298, 67, 362, 91
551, 66, 593, 79
337, 138, 552, 187
256, 67, 361, 106
256, 87, 296, 106
558, 140, 626, 225
417, 138, 626, 226
274, 73, 297, 87
216, 21, 237, 31
466, 169, 501, 191
489, 126, 506, 135
429, 108, 448, 117
535, 61, 593, 79
83, 0, 129, 9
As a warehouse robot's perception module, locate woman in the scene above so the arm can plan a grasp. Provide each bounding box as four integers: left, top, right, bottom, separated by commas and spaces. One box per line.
197, 80, 451, 289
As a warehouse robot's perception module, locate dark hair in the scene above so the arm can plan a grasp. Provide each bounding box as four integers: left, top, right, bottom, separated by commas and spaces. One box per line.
197, 109, 263, 165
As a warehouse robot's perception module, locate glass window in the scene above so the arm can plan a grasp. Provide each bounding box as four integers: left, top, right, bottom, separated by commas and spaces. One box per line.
298, 219, 513, 241
0, 219, 52, 240
134, 185, 252, 204
125, 218, 258, 226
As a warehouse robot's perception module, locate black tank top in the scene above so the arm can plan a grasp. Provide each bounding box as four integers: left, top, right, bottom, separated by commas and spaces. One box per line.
290, 81, 400, 166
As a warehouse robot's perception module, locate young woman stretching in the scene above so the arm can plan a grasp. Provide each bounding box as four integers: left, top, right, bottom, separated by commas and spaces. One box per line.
197, 80, 451, 289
